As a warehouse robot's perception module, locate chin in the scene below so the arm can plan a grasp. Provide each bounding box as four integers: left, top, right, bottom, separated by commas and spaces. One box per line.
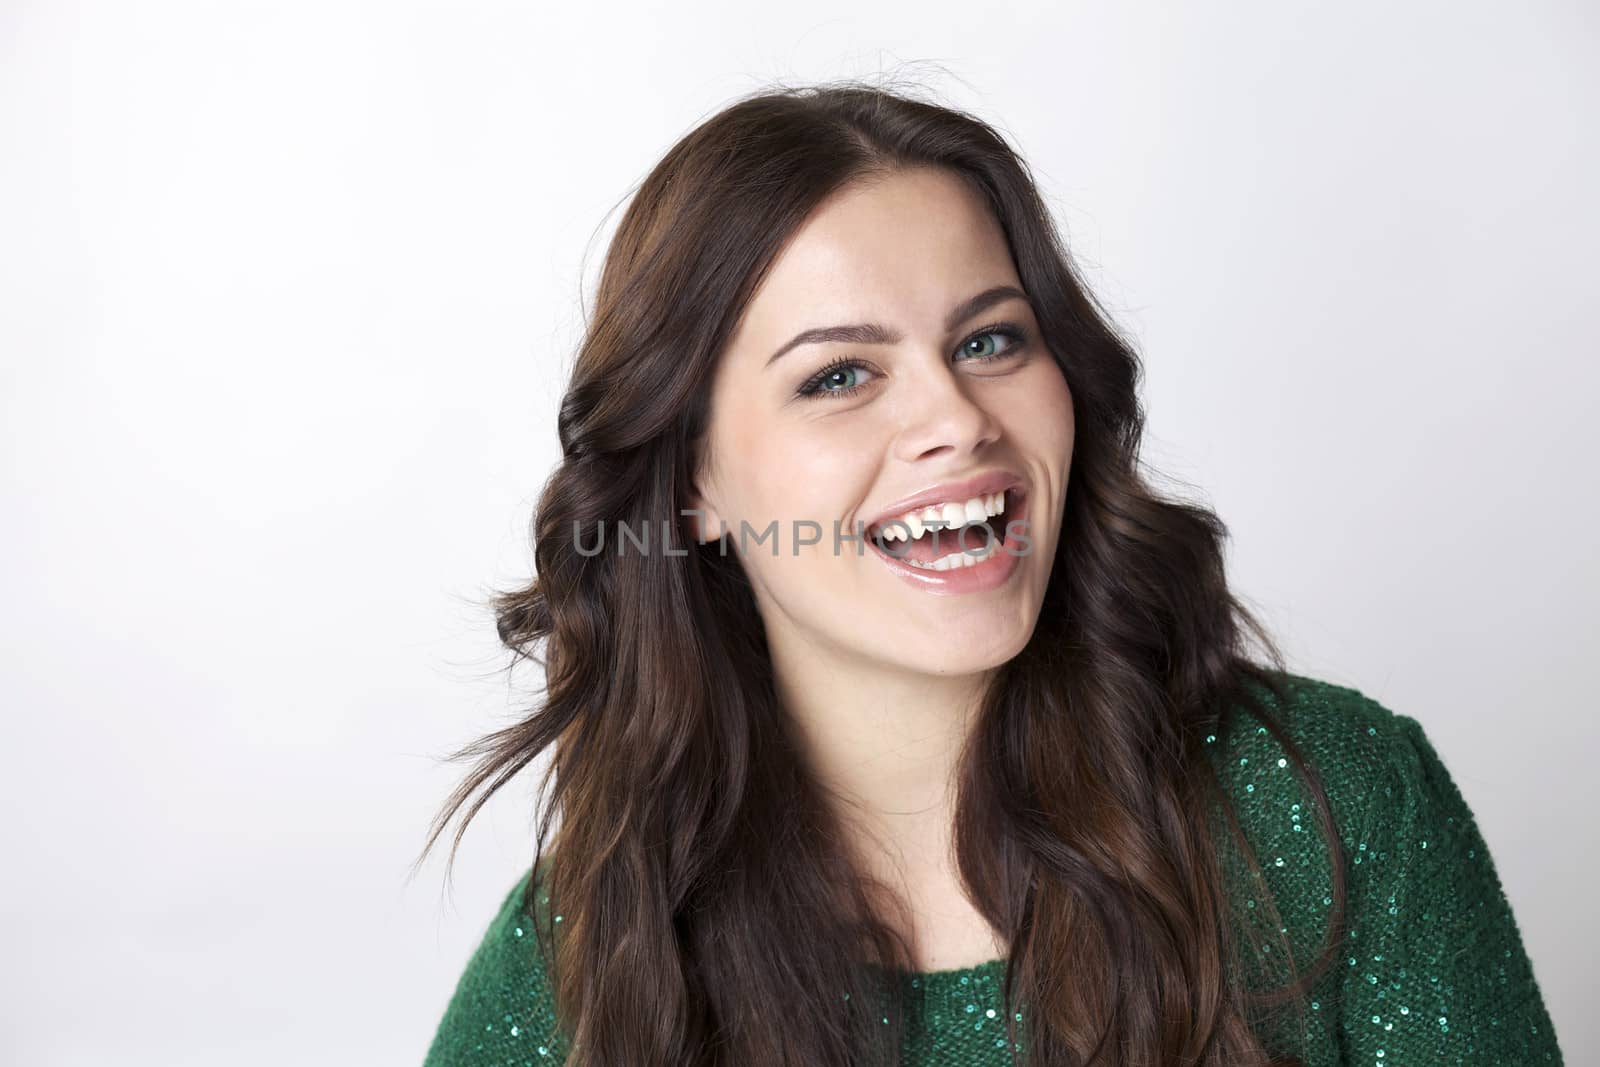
908, 622, 1035, 678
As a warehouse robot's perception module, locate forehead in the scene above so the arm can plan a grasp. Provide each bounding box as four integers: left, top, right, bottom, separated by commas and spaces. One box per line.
731, 167, 1020, 356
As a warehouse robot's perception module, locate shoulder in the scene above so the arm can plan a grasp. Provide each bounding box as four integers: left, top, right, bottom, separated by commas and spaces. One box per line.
1208, 669, 1487, 852
422, 860, 567, 1066
1207, 669, 1419, 819
1216, 670, 1466, 855
1223, 670, 1403, 756
1215, 673, 1566, 1059
1203, 668, 1414, 825
1198, 671, 1431, 968
1199, 669, 1526, 938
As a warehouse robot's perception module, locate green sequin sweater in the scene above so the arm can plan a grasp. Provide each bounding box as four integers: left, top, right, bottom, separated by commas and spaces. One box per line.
421, 673, 1563, 1065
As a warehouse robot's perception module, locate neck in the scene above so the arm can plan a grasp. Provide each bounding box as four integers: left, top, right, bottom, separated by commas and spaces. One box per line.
771, 640, 992, 886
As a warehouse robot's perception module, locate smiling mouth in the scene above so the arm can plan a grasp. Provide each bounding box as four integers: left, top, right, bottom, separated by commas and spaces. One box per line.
867, 486, 1026, 569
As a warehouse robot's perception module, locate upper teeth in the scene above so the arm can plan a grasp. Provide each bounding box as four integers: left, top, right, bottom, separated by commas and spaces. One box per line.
870, 490, 1008, 541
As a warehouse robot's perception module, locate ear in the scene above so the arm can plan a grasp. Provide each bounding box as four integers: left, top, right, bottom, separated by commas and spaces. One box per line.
683, 455, 727, 544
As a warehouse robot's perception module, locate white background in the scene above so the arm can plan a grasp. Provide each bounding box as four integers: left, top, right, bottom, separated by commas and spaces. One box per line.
3, 1, 1593, 1062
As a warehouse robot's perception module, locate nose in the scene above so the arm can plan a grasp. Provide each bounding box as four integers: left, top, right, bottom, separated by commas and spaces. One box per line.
889, 359, 1004, 464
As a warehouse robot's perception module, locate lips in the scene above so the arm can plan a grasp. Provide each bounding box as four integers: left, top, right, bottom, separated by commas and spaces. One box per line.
865, 484, 1031, 594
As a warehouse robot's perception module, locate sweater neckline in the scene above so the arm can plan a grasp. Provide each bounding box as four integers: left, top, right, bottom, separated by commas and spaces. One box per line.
905, 954, 1006, 978
895, 953, 1008, 995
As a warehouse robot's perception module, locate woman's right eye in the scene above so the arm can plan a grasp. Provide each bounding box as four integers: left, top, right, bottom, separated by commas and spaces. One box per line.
797, 360, 876, 400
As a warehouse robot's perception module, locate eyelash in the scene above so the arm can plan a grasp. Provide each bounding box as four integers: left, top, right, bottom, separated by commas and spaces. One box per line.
795, 321, 1031, 401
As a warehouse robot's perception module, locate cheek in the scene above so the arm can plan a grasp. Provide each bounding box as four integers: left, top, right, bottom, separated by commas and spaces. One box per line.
1011, 359, 1075, 459
721, 415, 864, 530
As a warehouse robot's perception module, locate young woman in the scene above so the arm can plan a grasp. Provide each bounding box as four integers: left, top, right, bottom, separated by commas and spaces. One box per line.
417, 82, 1561, 1066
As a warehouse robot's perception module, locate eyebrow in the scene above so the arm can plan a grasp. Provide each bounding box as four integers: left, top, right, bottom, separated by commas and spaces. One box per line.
763, 285, 1032, 369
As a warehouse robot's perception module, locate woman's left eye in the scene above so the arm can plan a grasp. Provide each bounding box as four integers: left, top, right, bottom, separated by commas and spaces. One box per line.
795, 323, 1031, 401
954, 324, 1028, 363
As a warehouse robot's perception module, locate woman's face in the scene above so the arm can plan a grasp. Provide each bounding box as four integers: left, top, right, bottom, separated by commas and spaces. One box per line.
690, 166, 1074, 682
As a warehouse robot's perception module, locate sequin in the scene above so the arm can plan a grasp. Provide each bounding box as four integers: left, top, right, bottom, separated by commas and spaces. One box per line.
420, 673, 1564, 1065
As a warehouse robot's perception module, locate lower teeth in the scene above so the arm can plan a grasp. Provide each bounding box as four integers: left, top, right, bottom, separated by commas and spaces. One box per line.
901, 536, 999, 571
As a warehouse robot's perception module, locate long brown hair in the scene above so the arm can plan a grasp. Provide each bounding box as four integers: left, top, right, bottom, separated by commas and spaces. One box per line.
416, 77, 1347, 1066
